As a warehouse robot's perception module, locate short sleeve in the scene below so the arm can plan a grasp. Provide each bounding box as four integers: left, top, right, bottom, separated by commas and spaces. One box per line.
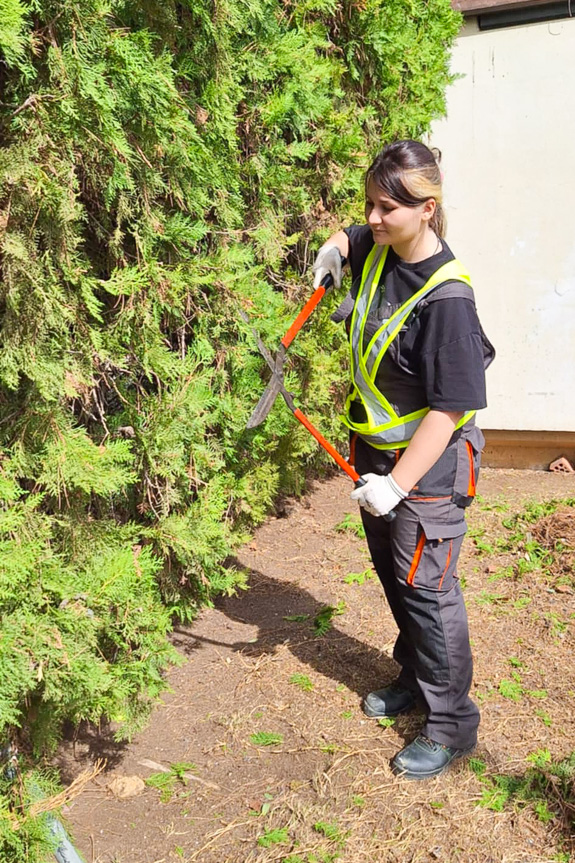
343, 224, 373, 281
416, 298, 488, 411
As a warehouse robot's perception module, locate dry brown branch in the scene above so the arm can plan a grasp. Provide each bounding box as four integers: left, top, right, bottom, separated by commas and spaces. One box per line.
29, 759, 106, 817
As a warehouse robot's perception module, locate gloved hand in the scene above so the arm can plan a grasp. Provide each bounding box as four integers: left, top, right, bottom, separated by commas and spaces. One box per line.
312, 244, 343, 290
350, 473, 408, 518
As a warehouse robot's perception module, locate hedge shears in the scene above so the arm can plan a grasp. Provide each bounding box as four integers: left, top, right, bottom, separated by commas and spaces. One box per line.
241, 272, 396, 521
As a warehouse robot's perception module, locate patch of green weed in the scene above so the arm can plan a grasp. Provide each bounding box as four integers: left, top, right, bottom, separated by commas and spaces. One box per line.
475, 590, 508, 607
314, 821, 349, 847
307, 854, 341, 863
289, 673, 314, 691
334, 514, 366, 539
487, 565, 514, 583
544, 612, 568, 638
145, 771, 176, 803
471, 748, 575, 827
250, 732, 284, 747
468, 527, 495, 555
513, 596, 531, 610
468, 757, 487, 776
343, 568, 374, 585
145, 762, 196, 803
498, 671, 546, 703
313, 602, 345, 637
478, 497, 510, 513
498, 678, 523, 702
533, 800, 555, 822
257, 827, 289, 847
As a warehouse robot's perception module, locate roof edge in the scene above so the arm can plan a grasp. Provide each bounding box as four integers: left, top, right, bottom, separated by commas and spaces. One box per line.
453, 0, 558, 15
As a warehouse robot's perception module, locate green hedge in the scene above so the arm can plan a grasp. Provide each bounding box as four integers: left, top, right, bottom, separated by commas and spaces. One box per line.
0, 0, 459, 854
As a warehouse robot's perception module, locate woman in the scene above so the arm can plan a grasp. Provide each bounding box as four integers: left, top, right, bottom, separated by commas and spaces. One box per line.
312, 140, 494, 780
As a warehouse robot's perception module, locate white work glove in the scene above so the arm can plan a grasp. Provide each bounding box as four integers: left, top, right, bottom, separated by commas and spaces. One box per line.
350, 473, 408, 518
312, 244, 343, 290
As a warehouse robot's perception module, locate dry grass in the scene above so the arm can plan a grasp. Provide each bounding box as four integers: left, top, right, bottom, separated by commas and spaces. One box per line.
29, 759, 106, 816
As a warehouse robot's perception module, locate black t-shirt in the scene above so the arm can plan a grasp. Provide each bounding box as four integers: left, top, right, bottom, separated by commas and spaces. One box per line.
337, 224, 494, 412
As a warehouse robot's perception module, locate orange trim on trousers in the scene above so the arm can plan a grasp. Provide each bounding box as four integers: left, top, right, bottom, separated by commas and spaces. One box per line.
406, 532, 426, 586
466, 441, 476, 497
437, 541, 453, 590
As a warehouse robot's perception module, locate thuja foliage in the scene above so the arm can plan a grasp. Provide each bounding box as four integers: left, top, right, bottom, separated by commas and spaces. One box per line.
0, 0, 460, 853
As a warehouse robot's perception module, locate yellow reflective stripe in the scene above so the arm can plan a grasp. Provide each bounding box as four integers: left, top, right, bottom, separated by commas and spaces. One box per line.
364, 259, 470, 363
368, 261, 472, 383
341, 389, 384, 434
370, 406, 429, 432
340, 401, 396, 434
455, 411, 476, 429
368, 437, 411, 450
366, 411, 477, 449
348, 245, 396, 430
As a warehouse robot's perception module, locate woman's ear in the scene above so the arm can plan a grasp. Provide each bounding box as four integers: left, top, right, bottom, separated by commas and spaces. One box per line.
421, 198, 436, 222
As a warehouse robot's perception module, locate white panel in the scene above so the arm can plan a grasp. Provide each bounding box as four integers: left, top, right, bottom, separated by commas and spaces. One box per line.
430, 18, 575, 431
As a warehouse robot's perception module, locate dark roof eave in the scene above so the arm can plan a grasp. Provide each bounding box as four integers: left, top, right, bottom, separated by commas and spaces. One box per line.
454, 0, 556, 15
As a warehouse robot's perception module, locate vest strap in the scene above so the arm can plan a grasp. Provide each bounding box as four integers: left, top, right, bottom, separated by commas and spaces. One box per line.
340, 246, 475, 448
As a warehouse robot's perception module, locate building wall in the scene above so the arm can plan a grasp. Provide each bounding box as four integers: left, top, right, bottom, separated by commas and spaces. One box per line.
430, 16, 575, 433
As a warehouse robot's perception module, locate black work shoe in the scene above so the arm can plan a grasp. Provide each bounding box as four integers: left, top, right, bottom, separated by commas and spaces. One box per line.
362, 682, 416, 718
391, 734, 475, 780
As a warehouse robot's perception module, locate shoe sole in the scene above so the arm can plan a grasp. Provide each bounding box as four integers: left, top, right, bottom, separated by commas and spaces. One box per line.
362, 698, 416, 719
391, 745, 476, 780
361, 699, 417, 719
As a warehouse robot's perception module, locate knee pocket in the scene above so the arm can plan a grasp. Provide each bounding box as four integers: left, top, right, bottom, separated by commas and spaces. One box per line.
404, 519, 467, 592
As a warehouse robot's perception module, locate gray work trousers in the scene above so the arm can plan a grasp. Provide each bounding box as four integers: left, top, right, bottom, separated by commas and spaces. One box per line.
354, 427, 483, 750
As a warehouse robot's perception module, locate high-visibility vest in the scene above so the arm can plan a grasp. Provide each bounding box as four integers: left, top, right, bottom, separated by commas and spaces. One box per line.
340, 244, 476, 450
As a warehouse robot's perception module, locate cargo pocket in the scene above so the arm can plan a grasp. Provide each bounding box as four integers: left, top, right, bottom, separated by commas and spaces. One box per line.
405, 519, 467, 592
452, 426, 485, 508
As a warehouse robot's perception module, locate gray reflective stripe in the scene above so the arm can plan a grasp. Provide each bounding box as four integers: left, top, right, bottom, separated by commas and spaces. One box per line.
350, 245, 387, 382
359, 416, 424, 447
351, 370, 394, 429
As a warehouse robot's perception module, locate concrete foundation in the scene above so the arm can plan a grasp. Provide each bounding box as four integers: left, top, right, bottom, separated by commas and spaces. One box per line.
482, 430, 575, 471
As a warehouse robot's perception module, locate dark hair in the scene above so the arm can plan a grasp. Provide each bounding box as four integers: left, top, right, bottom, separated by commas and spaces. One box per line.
366, 140, 445, 236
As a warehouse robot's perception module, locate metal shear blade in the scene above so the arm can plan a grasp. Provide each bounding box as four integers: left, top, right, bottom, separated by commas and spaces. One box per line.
239, 312, 295, 428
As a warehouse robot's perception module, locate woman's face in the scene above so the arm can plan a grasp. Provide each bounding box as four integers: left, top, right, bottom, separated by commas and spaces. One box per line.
364, 178, 433, 247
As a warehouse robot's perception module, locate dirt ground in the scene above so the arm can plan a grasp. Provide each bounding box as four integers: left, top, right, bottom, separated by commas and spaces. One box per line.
59, 468, 575, 863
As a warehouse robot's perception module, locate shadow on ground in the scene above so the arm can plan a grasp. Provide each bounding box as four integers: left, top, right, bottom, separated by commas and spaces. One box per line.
174, 563, 427, 746
56, 720, 129, 784
181, 565, 398, 697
